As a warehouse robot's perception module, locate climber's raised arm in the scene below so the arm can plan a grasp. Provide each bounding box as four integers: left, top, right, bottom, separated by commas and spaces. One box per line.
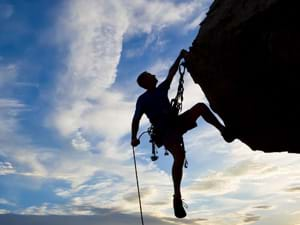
165, 49, 189, 85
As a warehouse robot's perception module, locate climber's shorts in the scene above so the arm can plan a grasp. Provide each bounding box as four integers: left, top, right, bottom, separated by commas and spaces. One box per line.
153, 107, 198, 149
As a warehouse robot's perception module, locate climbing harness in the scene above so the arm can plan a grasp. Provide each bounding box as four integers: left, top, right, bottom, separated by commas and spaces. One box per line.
132, 146, 145, 225
137, 125, 168, 162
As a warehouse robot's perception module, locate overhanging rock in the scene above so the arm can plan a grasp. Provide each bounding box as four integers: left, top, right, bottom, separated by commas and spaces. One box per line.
186, 0, 300, 153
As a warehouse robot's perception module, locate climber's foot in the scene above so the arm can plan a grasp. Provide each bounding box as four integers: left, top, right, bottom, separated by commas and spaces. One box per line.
222, 127, 236, 143
173, 195, 186, 218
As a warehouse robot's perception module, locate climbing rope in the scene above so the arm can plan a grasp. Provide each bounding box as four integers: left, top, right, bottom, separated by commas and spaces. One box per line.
132, 146, 145, 225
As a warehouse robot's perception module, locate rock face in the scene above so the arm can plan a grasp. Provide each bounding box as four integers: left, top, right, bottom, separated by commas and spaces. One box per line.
186, 0, 300, 153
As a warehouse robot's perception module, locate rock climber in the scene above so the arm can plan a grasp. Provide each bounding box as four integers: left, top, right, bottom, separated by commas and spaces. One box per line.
131, 49, 235, 218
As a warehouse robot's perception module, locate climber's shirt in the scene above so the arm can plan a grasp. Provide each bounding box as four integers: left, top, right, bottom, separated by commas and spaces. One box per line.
133, 79, 197, 147
133, 80, 172, 131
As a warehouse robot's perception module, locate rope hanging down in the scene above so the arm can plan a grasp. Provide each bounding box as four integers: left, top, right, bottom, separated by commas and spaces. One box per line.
132, 146, 145, 225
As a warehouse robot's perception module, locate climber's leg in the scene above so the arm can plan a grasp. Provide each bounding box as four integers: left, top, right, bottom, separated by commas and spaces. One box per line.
164, 140, 185, 198
183, 102, 235, 142
164, 138, 186, 218
189, 103, 224, 132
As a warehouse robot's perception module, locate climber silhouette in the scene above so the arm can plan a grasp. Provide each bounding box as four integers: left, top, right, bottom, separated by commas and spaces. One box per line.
131, 49, 235, 218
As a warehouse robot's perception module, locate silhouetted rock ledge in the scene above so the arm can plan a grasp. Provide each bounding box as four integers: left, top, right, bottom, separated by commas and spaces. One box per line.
186, 0, 300, 153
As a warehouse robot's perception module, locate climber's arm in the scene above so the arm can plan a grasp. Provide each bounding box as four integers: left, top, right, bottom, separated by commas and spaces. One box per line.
165, 49, 189, 84
131, 99, 143, 147
131, 116, 141, 147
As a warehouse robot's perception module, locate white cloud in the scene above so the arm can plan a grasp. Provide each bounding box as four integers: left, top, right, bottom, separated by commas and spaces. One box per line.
0, 98, 25, 108
0, 98, 26, 142
0, 161, 15, 175
0, 198, 14, 206
0, 63, 17, 87
124, 0, 207, 36
71, 129, 91, 151
0, 209, 10, 214
56, 0, 129, 100
184, 6, 210, 31
147, 58, 173, 78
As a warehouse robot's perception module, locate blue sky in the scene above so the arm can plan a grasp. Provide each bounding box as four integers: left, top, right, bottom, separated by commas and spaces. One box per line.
0, 1, 300, 225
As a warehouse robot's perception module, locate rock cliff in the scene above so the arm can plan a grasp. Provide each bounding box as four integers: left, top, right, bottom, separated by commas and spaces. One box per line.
187, 0, 300, 153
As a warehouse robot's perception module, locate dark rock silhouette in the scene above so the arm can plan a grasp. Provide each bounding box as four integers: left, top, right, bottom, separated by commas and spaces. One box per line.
186, 0, 300, 153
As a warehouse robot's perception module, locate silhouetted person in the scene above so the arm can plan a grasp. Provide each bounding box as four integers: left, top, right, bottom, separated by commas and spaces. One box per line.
131, 49, 235, 218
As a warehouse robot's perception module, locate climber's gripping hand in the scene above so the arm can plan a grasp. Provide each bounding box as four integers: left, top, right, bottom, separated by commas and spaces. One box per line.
131, 137, 140, 147
180, 49, 189, 60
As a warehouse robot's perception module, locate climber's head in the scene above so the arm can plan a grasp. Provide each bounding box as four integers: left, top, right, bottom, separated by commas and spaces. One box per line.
137, 71, 158, 90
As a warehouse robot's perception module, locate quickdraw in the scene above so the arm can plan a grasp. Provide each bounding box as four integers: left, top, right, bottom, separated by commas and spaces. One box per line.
171, 61, 186, 116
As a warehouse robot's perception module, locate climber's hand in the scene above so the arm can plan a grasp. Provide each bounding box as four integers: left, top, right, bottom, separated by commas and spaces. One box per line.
131, 137, 140, 147
180, 49, 189, 60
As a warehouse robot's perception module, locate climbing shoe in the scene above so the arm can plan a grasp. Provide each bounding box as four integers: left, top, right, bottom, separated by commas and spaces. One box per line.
222, 127, 236, 143
173, 195, 186, 218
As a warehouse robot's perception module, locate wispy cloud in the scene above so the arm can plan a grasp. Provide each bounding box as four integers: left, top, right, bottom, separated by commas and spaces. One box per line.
0, 198, 14, 206
0, 162, 15, 175
0, 63, 17, 87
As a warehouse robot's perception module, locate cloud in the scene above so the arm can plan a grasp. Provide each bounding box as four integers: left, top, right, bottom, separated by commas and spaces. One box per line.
147, 58, 173, 78
0, 98, 25, 109
123, 187, 153, 203
71, 129, 91, 151
56, 0, 128, 99
0, 209, 9, 214
285, 186, 300, 193
0, 198, 14, 206
185, 155, 286, 197
0, 98, 26, 143
243, 213, 260, 223
0, 63, 17, 87
124, 0, 205, 35
0, 162, 15, 175
188, 171, 239, 196
52, 0, 132, 139
253, 205, 272, 210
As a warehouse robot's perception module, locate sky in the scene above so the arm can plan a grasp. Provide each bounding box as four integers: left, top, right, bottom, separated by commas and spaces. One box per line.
0, 0, 300, 225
